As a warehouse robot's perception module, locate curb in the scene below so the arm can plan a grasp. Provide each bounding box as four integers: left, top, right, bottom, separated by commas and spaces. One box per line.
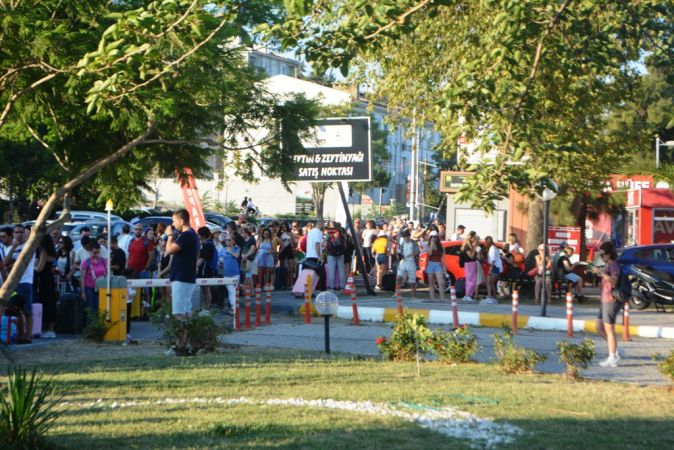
335, 306, 674, 340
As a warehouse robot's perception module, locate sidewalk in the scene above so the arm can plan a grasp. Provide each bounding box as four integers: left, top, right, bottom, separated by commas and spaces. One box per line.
220, 320, 673, 385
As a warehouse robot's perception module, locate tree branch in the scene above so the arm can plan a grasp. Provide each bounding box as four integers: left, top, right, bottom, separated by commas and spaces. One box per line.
0, 72, 59, 129
0, 121, 157, 303
501, 0, 573, 156
107, 14, 231, 102
364, 0, 432, 40
24, 121, 69, 170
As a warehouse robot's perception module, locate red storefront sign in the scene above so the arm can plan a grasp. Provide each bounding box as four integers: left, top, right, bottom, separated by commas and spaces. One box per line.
653, 209, 674, 243
547, 226, 581, 255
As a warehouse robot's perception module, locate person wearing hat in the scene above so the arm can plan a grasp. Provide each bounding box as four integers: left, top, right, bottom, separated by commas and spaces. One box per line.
397, 229, 419, 297
426, 230, 445, 302
371, 229, 389, 292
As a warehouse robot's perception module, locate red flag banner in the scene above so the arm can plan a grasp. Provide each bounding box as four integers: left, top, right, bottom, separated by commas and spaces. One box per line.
178, 167, 206, 230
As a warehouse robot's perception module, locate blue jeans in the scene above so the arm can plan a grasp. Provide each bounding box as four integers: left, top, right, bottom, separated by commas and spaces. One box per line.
16, 283, 33, 316
84, 287, 99, 315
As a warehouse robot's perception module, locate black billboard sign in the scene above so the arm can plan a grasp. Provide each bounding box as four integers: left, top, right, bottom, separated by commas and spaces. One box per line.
293, 117, 372, 182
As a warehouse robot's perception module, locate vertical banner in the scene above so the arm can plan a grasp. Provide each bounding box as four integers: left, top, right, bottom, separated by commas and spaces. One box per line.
178, 167, 206, 230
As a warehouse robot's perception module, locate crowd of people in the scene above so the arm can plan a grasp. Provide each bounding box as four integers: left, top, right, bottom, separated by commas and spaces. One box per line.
0, 210, 625, 366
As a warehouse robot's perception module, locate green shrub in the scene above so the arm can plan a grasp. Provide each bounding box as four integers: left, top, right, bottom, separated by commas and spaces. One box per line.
164, 311, 225, 356
493, 328, 547, 374
376, 313, 433, 362
83, 309, 116, 342
431, 326, 480, 364
557, 339, 596, 380
0, 367, 63, 450
655, 350, 674, 382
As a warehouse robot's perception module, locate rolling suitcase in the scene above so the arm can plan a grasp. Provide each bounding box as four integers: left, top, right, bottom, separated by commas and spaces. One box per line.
31, 303, 43, 338
454, 278, 466, 299
274, 266, 288, 290
56, 293, 84, 334
292, 268, 320, 298
381, 271, 397, 292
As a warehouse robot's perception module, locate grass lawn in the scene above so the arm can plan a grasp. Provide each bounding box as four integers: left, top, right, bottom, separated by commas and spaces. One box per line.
5, 345, 674, 449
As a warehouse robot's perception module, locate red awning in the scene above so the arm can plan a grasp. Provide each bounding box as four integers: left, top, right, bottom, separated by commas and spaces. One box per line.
640, 189, 674, 208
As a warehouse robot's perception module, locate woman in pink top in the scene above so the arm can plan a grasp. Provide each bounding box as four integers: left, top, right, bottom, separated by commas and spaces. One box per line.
591, 242, 623, 367
80, 242, 107, 316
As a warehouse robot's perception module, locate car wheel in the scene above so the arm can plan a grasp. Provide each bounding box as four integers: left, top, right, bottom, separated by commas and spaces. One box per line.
432, 272, 456, 294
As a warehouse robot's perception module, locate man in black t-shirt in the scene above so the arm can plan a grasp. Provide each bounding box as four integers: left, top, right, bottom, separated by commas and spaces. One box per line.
165, 209, 199, 320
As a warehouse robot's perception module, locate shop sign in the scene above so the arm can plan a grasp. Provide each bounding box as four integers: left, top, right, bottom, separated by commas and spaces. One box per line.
653, 209, 674, 243
547, 226, 581, 255
439, 171, 471, 193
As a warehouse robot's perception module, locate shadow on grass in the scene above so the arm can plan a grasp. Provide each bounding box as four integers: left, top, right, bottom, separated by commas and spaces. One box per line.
50, 417, 674, 449
54, 422, 473, 450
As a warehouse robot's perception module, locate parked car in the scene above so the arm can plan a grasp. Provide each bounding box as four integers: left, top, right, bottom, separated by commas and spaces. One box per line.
62, 220, 131, 241
56, 210, 123, 222
415, 240, 508, 294
618, 244, 674, 277
204, 212, 232, 228
135, 216, 221, 233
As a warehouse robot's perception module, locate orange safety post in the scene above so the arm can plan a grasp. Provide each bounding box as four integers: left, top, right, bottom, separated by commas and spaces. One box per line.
351, 289, 360, 326
343, 272, 355, 296
395, 281, 404, 316
265, 283, 272, 324
304, 274, 312, 324
622, 301, 631, 341
450, 286, 459, 329
566, 291, 574, 337
234, 286, 240, 331
511, 290, 519, 335
255, 285, 262, 327
244, 284, 251, 329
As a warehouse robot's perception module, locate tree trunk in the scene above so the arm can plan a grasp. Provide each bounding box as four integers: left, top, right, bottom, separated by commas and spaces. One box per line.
0, 122, 155, 305
526, 196, 544, 252
311, 182, 331, 221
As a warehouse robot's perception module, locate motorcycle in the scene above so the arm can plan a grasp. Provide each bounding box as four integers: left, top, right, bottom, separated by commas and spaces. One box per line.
625, 264, 674, 311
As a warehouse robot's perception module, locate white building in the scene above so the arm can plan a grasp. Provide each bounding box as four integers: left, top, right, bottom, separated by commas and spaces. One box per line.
149, 50, 441, 220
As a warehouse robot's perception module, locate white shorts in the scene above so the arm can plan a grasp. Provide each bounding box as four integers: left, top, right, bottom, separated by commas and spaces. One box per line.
171, 281, 196, 316
397, 261, 417, 280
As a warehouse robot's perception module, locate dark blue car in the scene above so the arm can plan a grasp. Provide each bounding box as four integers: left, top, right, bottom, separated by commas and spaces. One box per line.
617, 244, 674, 277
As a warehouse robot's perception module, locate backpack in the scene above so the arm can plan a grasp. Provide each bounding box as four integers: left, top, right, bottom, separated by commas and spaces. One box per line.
612, 266, 632, 303
206, 240, 219, 271
327, 229, 345, 256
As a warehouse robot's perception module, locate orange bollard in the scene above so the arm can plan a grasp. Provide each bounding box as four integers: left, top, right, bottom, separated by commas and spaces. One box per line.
304, 275, 312, 324
244, 284, 251, 329
255, 285, 262, 327
566, 291, 574, 337
450, 286, 459, 329
265, 283, 272, 324
351, 289, 360, 326
395, 281, 404, 316
234, 286, 240, 331
343, 272, 355, 296
622, 301, 631, 341
511, 290, 519, 335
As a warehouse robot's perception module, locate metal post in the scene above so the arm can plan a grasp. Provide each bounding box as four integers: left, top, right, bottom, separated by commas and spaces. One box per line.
323, 315, 331, 354
337, 183, 375, 295
656, 135, 660, 168
541, 200, 549, 317
106, 207, 111, 321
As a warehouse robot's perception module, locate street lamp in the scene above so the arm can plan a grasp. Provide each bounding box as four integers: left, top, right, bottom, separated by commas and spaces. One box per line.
104, 199, 113, 321
536, 182, 557, 317
655, 135, 674, 168
315, 291, 339, 354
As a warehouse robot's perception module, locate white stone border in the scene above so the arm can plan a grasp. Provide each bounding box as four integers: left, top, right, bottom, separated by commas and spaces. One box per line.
60, 396, 521, 448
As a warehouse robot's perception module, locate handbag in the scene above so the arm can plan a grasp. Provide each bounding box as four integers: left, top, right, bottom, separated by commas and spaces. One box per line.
527, 267, 539, 278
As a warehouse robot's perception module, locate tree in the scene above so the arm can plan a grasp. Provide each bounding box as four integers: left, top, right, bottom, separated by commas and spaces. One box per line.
268, 0, 674, 211
0, 0, 317, 303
